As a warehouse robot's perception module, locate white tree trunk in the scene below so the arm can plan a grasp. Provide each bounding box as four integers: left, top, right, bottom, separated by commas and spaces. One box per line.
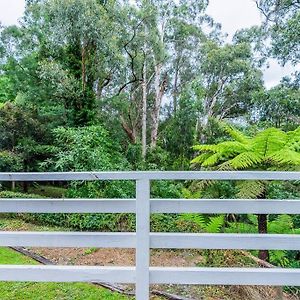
150, 20, 166, 148
142, 60, 147, 159
150, 63, 164, 148
199, 98, 214, 144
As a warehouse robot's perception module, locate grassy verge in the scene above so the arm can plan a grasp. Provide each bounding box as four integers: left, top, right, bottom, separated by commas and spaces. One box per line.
0, 247, 131, 300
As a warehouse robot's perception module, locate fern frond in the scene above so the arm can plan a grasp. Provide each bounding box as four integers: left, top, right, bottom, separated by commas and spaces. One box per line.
193, 142, 250, 167
192, 144, 219, 152
247, 214, 258, 226
237, 180, 266, 199
268, 149, 300, 166
268, 215, 293, 233
189, 180, 216, 192
251, 128, 287, 156
201, 153, 223, 167
286, 127, 300, 145
269, 250, 289, 267
218, 161, 234, 170
289, 139, 300, 152
204, 215, 225, 233
216, 141, 250, 157
225, 222, 257, 233
227, 151, 263, 169
181, 188, 201, 199
219, 122, 249, 144
191, 153, 212, 164
180, 213, 206, 227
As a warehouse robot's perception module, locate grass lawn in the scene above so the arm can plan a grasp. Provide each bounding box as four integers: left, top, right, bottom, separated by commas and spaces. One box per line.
0, 248, 131, 300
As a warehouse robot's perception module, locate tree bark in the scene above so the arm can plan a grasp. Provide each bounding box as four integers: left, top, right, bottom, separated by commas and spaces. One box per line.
258, 214, 268, 261
150, 64, 166, 148
141, 60, 147, 159
81, 44, 87, 91
173, 55, 181, 114
120, 116, 136, 144
150, 20, 167, 148
258, 190, 269, 261
199, 114, 209, 144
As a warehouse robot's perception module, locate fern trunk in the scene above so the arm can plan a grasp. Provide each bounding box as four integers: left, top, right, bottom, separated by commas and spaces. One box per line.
258, 190, 269, 261
258, 214, 269, 261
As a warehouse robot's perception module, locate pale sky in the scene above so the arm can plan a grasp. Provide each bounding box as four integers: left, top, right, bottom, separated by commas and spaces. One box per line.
0, 0, 298, 88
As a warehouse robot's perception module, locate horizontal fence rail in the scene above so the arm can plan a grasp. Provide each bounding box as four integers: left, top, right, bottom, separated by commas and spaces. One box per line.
2, 199, 300, 214
2, 232, 300, 250
0, 171, 300, 181
1, 266, 300, 286
0, 171, 300, 299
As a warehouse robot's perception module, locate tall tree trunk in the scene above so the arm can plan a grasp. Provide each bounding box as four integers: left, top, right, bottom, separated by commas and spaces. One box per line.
258, 190, 269, 261
258, 214, 269, 261
173, 56, 180, 113
142, 60, 147, 160
199, 115, 209, 144
199, 96, 217, 144
150, 64, 165, 148
150, 20, 166, 148
81, 44, 87, 92
120, 116, 136, 144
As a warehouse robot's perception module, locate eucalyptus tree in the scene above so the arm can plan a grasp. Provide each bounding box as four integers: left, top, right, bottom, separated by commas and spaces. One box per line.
98, 3, 149, 150
0, 0, 125, 126
194, 41, 264, 142
0, 23, 42, 105
255, 0, 300, 65
251, 79, 300, 129
38, 0, 123, 125
101, 0, 214, 154
166, 0, 218, 113
135, 0, 214, 148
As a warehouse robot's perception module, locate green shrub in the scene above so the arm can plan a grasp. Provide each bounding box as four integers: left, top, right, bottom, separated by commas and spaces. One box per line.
0, 151, 23, 172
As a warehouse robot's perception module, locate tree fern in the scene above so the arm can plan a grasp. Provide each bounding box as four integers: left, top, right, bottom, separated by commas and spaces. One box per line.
237, 180, 266, 199
192, 122, 300, 261
226, 214, 298, 266
192, 122, 300, 171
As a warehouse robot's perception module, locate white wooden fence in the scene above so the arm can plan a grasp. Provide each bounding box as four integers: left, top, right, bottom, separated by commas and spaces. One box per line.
1, 171, 300, 299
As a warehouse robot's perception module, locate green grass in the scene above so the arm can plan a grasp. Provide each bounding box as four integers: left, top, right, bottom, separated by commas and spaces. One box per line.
0, 248, 131, 300
0, 248, 39, 265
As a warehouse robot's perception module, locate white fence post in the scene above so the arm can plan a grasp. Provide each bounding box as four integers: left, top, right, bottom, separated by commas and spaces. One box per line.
136, 179, 150, 299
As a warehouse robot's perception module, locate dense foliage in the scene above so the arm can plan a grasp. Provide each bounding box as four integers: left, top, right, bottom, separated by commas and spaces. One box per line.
0, 0, 299, 274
